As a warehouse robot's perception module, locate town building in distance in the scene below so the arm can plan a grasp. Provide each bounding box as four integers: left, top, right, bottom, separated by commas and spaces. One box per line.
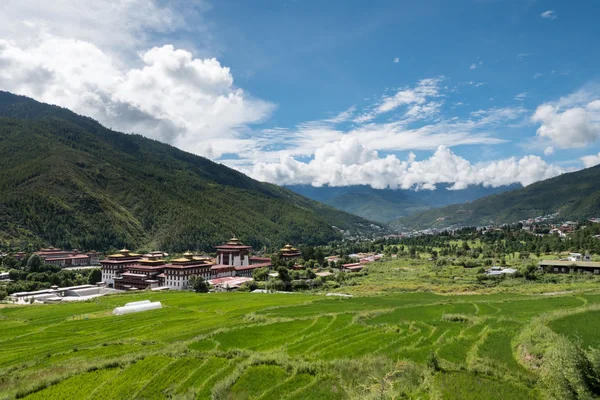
12, 248, 100, 266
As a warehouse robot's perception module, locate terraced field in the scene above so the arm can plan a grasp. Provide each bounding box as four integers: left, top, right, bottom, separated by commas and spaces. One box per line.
1, 290, 599, 399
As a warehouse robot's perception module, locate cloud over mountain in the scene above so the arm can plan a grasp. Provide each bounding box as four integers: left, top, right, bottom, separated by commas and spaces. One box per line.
250, 138, 565, 190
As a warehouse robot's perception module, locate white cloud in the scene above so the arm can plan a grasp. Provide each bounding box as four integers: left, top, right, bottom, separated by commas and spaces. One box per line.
0, 0, 185, 54
514, 92, 527, 101
353, 77, 443, 123
533, 73, 544, 79
544, 146, 554, 156
245, 102, 523, 167
469, 61, 483, 70
0, 1, 273, 159
517, 53, 530, 61
541, 10, 557, 20
249, 139, 565, 190
581, 153, 600, 168
393, 57, 399, 63
532, 89, 600, 148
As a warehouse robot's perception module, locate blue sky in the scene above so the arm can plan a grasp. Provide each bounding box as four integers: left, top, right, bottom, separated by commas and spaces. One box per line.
1, 0, 599, 189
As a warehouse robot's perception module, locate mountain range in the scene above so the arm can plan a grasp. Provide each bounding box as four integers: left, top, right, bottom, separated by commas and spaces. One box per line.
390, 165, 600, 230
286, 184, 520, 223
0, 92, 379, 252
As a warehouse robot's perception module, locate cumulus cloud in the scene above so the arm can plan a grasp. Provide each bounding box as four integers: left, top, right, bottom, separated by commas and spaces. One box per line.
544, 146, 554, 156
249, 138, 565, 190
532, 90, 600, 148
541, 10, 557, 20
0, 1, 273, 159
581, 153, 600, 168
393, 57, 399, 63
0, 0, 184, 53
245, 102, 524, 168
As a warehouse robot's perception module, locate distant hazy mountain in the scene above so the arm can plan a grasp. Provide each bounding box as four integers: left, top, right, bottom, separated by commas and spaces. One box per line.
390, 165, 600, 231
285, 184, 520, 223
0, 91, 379, 251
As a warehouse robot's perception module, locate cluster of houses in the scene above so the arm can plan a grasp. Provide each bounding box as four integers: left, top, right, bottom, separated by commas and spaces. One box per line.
325, 252, 383, 273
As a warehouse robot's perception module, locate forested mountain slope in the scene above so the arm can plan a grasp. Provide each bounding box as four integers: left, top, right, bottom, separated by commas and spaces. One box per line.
286, 183, 519, 223
391, 166, 600, 230
0, 92, 378, 251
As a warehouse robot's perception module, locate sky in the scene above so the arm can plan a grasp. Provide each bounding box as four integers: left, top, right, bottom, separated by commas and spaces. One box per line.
0, 0, 599, 190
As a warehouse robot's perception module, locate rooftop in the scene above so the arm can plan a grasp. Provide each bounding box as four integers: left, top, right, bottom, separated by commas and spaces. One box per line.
538, 260, 600, 268
215, 237, 252, 250
235, 262, 271, 271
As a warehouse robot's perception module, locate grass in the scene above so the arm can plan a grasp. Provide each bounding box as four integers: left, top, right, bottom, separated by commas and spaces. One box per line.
2, 268, 600, 399
435, 372, 536, 399
227, 365, 289, 399
549, 309, 600, 348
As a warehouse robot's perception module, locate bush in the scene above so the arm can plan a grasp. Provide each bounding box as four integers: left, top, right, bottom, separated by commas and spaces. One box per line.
189, 275, 209, 293
426, 351, 441, 372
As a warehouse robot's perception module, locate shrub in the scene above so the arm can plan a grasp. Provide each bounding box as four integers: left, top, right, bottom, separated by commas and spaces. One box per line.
426, 351, 441, 372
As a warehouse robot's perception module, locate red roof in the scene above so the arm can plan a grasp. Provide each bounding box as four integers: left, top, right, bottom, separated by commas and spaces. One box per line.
342, 263, 362, 268
215, 245, 252, 250
164, 262, 213, 270
208, 276, 253, 286
210, 264, 235, 271
125, 265, 164, 272
99, 259, 141, 264
45, 254, 89, 261
235, 262, 271, 271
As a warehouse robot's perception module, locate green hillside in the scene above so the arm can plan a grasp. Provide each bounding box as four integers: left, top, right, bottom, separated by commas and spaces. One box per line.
323, 192, 428, 223
0, 92, 379, 252
391, 166, 600, 230
286, 184, 519, 224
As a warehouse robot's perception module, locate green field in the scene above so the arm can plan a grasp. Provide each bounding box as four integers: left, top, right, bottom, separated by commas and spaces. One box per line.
1, 288, 600, 399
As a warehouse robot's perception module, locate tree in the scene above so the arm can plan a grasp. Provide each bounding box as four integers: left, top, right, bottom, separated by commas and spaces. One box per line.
277, 266, 291, 282
2, 256, 18, 270
27, 255, 42, 273
189, 276, 209, 293
88, 268, 102, 284
270, 253, 284, 268
252, 267, 270, 282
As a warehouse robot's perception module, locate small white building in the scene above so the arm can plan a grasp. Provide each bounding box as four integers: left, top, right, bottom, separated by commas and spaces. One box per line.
485, 266, 518, 276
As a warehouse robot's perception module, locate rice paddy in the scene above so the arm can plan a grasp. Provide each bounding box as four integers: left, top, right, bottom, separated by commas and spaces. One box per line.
1, 287, 599, 399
